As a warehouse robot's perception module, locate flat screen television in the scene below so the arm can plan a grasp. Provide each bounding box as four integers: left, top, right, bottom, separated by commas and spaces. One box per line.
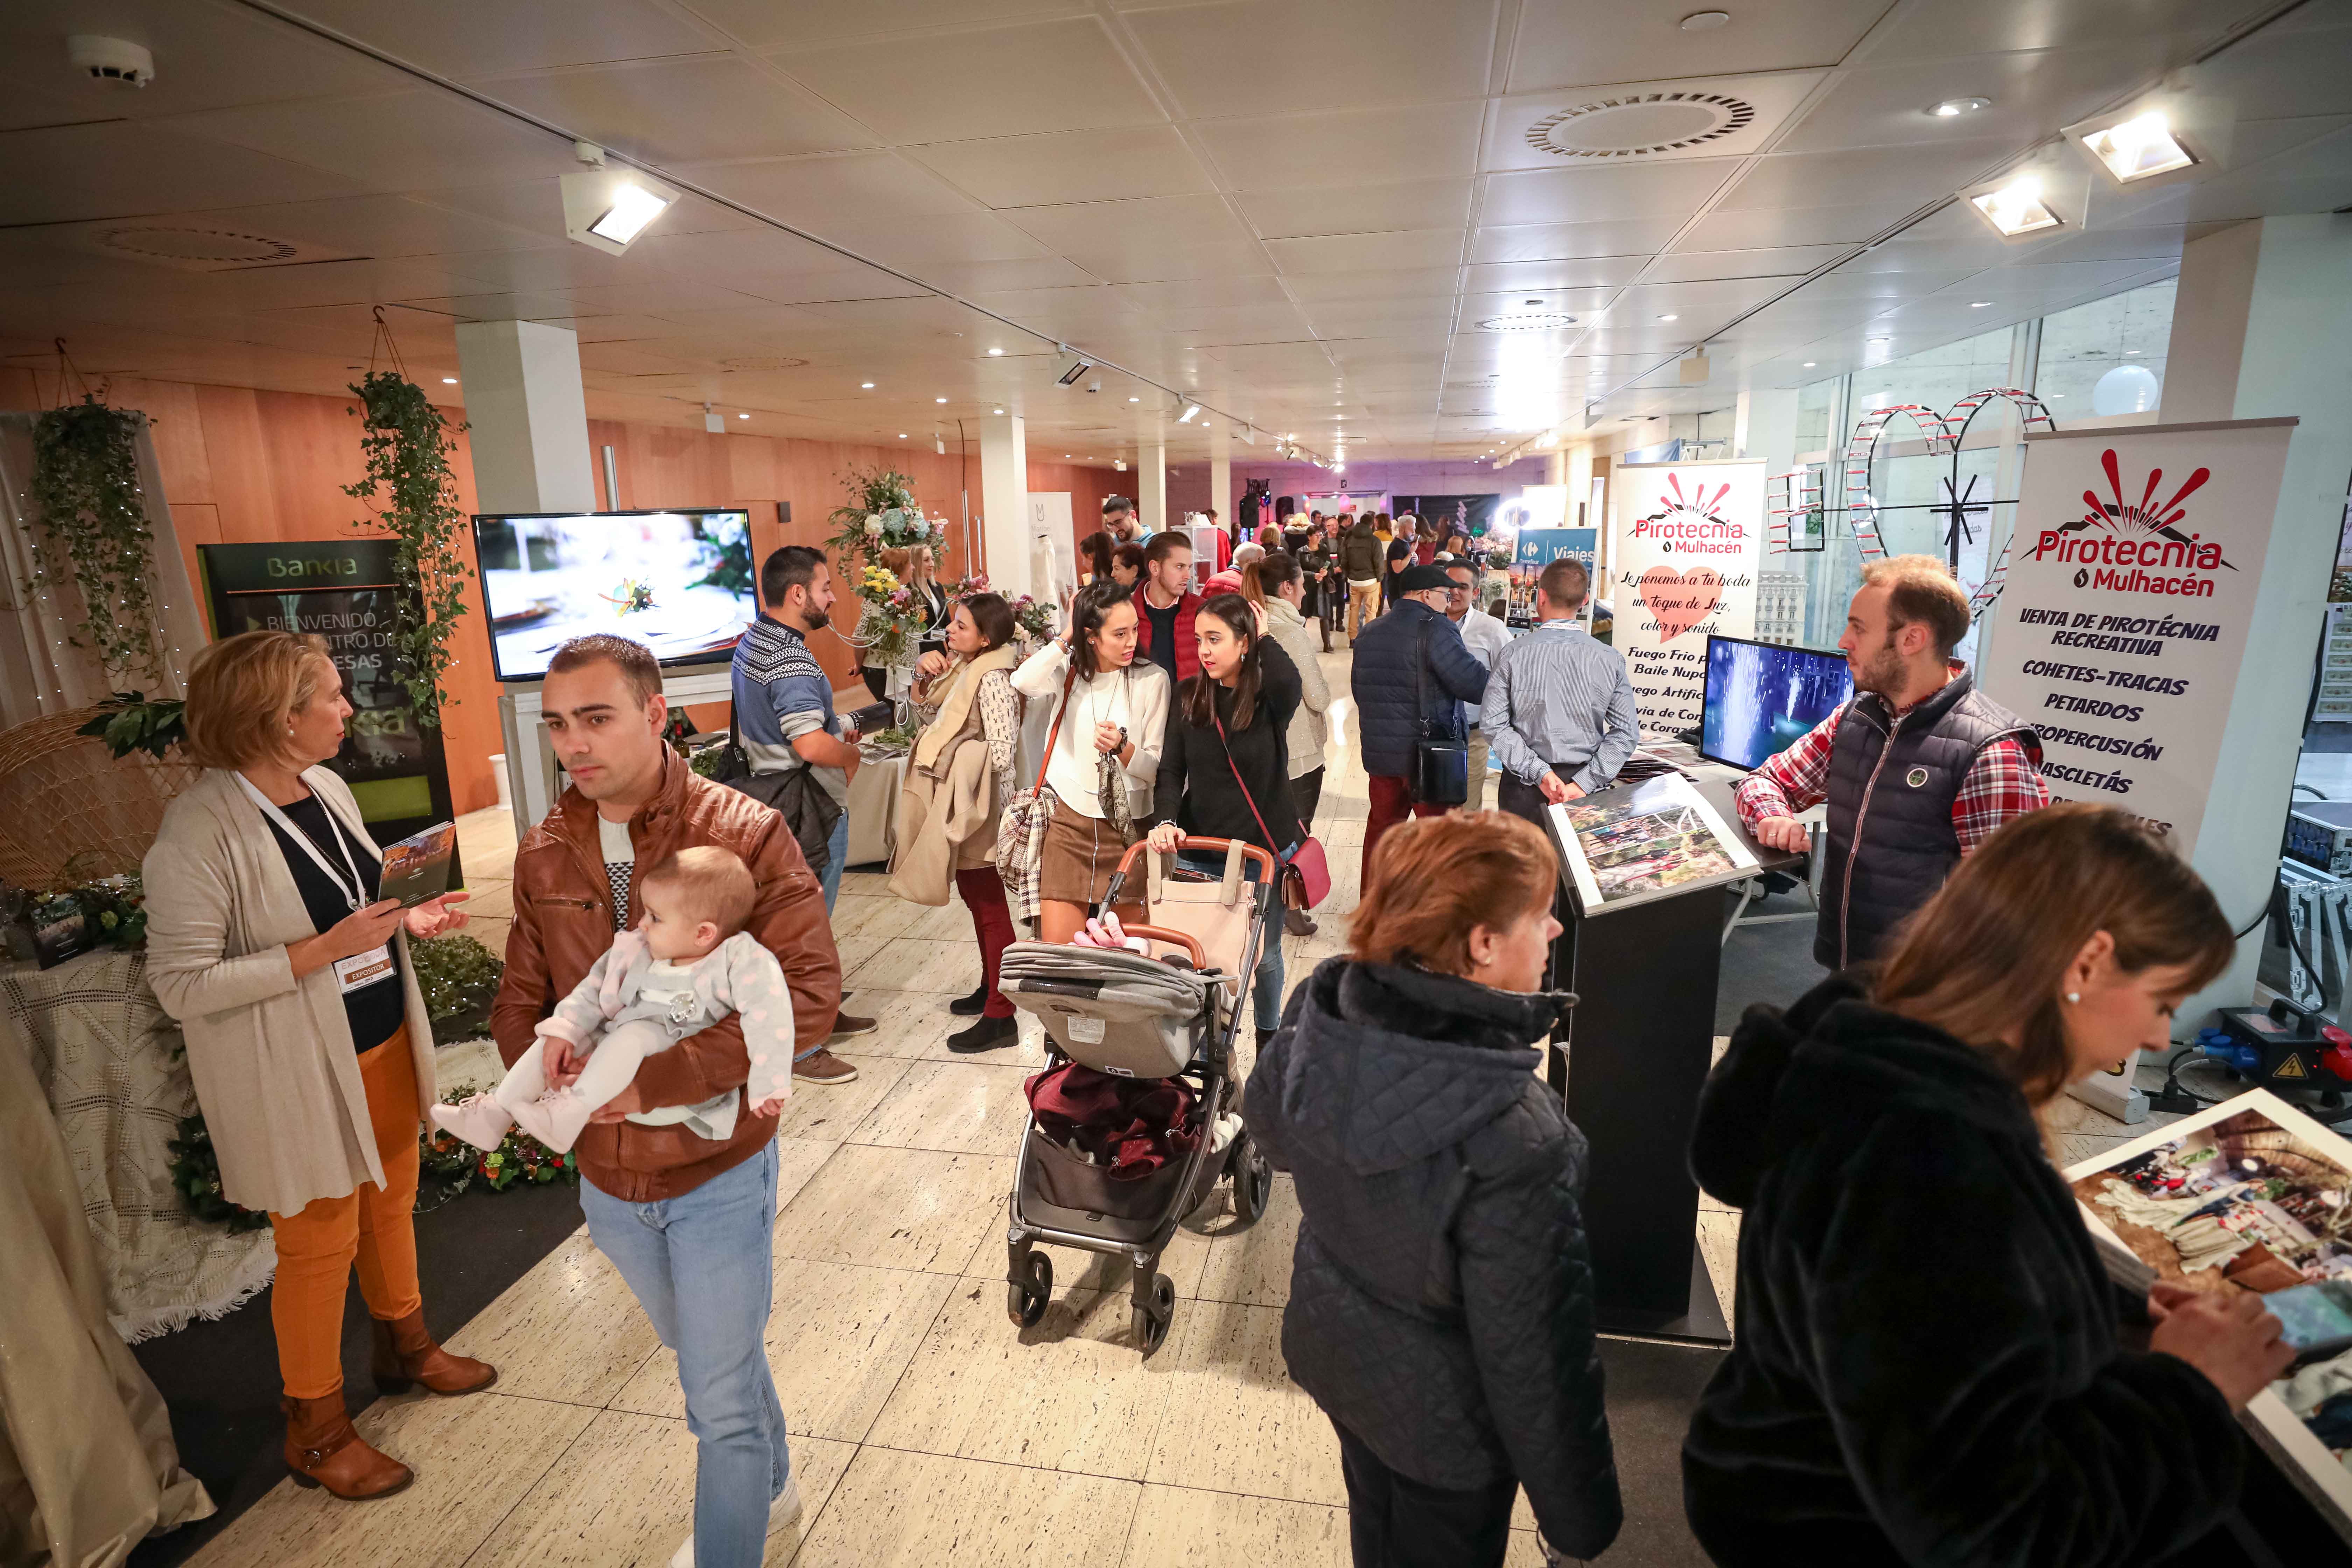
1699, 633, 1855, 772
471, 509, 756, 682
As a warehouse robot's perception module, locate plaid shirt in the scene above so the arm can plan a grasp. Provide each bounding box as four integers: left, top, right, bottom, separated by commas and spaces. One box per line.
1733, 701, 2047, 855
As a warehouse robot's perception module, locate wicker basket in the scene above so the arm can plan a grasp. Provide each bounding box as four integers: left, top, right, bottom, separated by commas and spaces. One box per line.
0, 704, 200, 892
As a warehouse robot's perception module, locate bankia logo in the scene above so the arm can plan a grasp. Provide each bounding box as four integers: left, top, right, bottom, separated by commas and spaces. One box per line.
2029, 449, 2236, 596
1631, 472, 1746, 556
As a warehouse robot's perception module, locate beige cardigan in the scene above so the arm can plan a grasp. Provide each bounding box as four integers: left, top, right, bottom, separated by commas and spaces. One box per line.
142, 767, 435, 1217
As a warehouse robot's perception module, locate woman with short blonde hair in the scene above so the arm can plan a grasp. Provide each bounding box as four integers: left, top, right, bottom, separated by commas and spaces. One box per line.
145, 630, 486, 1501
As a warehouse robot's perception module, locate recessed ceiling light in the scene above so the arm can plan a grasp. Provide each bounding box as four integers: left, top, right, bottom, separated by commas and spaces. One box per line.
1802, 360, 1817, 368
1680, 10, 1731, 30
737, 412, 749, 420
987, 346, 1004, 355
2123, 349, 2142, 356
1658, 313, 1679, 321
861, 382, 875, 388
934, 396, 947, 403
1929, 97, 1990, 118
441, 377, 457, 384
897, 433, 907, 438
1867, 336, 1889, 344
2051, 393, 2066, 399
2081, 110, 2196, 183
1128, 396, 1140, 402
992, 406, 1004, 414
1969, 175, 2062, 237
1969, 300, 1994, 308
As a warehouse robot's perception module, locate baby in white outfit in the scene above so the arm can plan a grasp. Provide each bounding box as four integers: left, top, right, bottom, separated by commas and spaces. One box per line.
433, 846, 794, 1155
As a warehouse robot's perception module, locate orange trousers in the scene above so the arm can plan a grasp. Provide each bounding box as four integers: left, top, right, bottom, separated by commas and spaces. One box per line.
266, 1032, 423, 1399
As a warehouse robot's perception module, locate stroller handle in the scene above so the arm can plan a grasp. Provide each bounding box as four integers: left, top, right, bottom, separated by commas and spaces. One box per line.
1113, 835, 1279, 881
1116, 923, 1208, 967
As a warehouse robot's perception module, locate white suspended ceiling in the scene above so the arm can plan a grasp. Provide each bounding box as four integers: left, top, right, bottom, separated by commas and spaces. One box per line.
0, 0, 2346, 465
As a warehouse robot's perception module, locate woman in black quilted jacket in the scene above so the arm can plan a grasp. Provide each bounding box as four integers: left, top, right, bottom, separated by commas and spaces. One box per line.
1244, 811, 1619, 1568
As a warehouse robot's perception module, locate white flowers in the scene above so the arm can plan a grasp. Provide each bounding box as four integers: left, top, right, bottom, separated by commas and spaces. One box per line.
863, 514, 884, 537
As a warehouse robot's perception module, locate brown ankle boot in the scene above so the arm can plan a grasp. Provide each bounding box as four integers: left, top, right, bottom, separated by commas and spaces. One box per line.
282, 1393, 412, 1499
370, 1308, 498, 1396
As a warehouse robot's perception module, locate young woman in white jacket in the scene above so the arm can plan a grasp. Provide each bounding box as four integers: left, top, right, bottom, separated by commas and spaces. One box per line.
1011, 579, 1171, 943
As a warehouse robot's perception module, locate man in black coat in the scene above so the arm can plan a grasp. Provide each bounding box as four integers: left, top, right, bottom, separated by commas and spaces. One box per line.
1350, 564, 1489, 883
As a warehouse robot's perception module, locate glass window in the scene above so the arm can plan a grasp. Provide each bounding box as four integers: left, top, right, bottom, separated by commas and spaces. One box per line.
1850, 325, 2017, 424
1794, 376, 1838, 454
2034, 276, 2175, 415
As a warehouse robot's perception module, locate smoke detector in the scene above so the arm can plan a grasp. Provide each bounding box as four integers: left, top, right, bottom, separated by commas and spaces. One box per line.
1526, 92, 1755, 159
68, 36, 155, 88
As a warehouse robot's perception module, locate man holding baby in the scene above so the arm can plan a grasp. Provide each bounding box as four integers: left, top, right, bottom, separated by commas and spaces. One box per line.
491, 633, 842, 1568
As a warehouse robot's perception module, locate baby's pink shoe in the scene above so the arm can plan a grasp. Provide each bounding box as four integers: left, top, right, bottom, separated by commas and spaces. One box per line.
512, 1088, 597, 1154
430, 1093, 513, 1152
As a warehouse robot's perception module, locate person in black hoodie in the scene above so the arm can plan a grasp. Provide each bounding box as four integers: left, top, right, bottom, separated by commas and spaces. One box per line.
1245, 811, 1620, 1568
1683, 803, 2293, 1567
1146, 593, 1302, 1049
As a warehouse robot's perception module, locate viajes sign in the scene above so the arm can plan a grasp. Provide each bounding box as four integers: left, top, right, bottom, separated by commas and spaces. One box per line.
1610, 460, 1766, 738
1978, 419, 2296, 858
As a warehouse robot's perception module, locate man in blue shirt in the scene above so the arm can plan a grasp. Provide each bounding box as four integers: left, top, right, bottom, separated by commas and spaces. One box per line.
733, 545, 874, 1071
1479, 558, 1640, 828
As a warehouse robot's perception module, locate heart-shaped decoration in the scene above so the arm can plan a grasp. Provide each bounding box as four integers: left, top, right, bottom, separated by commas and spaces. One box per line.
1638, 565, 1722, 643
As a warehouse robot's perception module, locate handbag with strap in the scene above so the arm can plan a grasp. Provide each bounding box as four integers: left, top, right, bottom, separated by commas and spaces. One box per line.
1411, 617, 1470, 807
995, 663, 1079, 922
1210, 709, 1330, 911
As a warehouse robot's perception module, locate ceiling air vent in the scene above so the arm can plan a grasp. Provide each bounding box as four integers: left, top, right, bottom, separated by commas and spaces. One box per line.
1526, 92, 1755, 159
721, 356, 810, 371
97, 227, 310, 267
1476, 312, 1578, 331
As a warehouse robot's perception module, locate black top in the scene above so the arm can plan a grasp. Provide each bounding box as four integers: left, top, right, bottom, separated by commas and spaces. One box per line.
1682, 974, 2240, 1566
1243, 958, 1618, 1558
1153, 639, 1303, 849
1141, 596, 1183, 684
262, 792, 405, 1052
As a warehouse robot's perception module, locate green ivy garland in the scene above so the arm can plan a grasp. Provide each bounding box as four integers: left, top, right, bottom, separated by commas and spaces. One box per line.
343, 373, 473, 728
26, 395, 165, 682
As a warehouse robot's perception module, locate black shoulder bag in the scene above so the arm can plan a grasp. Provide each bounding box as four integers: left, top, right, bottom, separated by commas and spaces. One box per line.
1412, 616, 1470, 806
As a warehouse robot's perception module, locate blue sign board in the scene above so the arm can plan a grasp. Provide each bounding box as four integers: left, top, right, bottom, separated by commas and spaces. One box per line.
1513, 527, 1597, 569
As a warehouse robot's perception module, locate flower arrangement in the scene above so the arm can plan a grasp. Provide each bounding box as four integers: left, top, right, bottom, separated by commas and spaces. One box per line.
943, 573, 1056, 645
850, 562, 917, 665
824, 466, 931, 563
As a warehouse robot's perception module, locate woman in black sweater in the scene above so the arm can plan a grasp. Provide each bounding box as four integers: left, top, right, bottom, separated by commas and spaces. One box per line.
1146, 593, 1301, 1047
1684, 804, 2292, 1566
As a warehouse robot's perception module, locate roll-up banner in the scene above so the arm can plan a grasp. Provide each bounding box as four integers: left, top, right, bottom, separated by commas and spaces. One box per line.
1976, 419, 2296, 859
1610, 459, 1767, 740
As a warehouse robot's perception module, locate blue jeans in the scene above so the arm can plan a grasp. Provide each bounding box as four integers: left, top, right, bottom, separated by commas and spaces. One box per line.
581, 1141, 788, 1568
1178, 843, 1293, 1033
820, 810, 849, 915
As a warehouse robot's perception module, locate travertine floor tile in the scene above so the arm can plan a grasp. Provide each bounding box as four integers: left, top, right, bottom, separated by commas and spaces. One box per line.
849, 937, 985, 994
1193, 1175, 1300, 1308
768, 1053, 910, 1143
440, 1231, 664, 1409
1119, 1484, 1353, 1567
866, 1283, 1177, 1477
828, 892, 900, 940
1143, 1300, 1345, 1506
468, 915, 513, 962
457, 877, 514, 920
774, 1136, 837, 1216
830, 932, 886, 985
187, 1392, 590, 1568
847, 986, 1055, 1065
848, 1058, 1035, 1154
787, 1447, 1141, 1568
608, 1260, 954, 1442
772, 1143, 1011, 1275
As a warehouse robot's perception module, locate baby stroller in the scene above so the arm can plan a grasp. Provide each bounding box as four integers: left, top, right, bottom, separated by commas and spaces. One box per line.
996, 835, 1279, 1353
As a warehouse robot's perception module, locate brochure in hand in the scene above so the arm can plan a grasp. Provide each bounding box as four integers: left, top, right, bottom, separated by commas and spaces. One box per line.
1547, 772, 1758, 916
377, 820, 457, 909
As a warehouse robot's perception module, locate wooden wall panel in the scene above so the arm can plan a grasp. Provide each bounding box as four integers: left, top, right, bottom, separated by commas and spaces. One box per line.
191, 385, 285, 542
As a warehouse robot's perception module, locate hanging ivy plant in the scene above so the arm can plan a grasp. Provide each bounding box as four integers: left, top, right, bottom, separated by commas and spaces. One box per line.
344, 372, 472, 727
26, 394, 165, 683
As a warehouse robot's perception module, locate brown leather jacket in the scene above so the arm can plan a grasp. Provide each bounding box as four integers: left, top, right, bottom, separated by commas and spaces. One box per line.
491, 750, 840, 1202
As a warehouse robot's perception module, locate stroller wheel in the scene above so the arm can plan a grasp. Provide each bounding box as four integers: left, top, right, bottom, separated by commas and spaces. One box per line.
1233, 1139, 1273, 1227
1132, 1272, 1176, 1355
1008, 1250, 1052, 1328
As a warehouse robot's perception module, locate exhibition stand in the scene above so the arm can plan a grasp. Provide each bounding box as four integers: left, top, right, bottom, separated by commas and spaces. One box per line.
1541, 772, 1798, 1344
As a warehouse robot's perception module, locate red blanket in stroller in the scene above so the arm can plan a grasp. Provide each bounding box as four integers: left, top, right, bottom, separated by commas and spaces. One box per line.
1025, 1062, 1201, 1181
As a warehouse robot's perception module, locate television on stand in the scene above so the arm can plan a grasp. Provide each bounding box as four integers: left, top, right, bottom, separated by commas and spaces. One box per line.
1698, 633, 1855, 773
471, 509, 757, 683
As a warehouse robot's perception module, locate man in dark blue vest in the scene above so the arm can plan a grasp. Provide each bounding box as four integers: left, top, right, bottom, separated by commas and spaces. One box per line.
1735, 555, 2048, 970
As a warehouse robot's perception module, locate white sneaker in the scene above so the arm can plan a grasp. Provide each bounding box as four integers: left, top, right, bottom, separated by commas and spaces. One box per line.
668, 1477, 804, 1567
509, 1087, 596, 1154
429, 1093, 512, 1152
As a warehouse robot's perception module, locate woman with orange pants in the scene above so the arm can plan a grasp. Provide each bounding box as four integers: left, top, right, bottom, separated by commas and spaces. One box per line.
144, 630, 493, 1500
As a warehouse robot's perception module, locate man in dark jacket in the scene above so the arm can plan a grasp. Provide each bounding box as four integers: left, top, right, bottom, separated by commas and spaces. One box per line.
1248, 954, 1620, 1565
1350, 564, 1489, 882
1338, 513, 1384, 640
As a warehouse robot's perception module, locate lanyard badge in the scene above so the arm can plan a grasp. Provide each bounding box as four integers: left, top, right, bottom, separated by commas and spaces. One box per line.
236, 772, 369, 912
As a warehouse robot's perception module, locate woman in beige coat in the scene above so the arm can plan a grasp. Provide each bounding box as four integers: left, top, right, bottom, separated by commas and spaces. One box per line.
892, 593, 1024, 1052
142, 631, 491, 1502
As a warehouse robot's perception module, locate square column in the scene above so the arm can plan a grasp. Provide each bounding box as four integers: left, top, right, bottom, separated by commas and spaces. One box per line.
977, 413, 1030, 596
454, 320, 595, 514
1210, 424, 1232, 537
1138, 438, 1168, 535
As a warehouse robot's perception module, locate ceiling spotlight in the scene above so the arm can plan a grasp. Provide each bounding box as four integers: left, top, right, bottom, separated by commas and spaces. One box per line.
560, 143, 678, 254
1969, 300, 1993, 308
934, 396, 947, 403
2080, 109, 2196, 183
1178, 401, 1201, 423
2123, 349, 2142, 356
1051, 346, 1093, 386
1969, 174, 2062, 237
1929, 97, 1990, 118
897, 433, 907, 438
1658, 313, 1680, 322
861, 382, 875, 389
987, 346, 1004, 356
1680, 10, 1731, 30
441, 377, 457, 384
1867, 336, 1889, 345
992, 406, 1004, 414
737, 412, 749, 420
1801, 361, 1816, 368
1127, 396, 1140, 403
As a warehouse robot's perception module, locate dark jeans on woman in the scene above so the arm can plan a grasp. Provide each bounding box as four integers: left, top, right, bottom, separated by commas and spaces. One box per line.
955, 866, 1016, 1019
1334, 1419, 1518, 1568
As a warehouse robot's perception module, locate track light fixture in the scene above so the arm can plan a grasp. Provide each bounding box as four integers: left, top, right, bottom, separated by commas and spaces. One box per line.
560, 142, 677, 255
2079, 110, 2197, 183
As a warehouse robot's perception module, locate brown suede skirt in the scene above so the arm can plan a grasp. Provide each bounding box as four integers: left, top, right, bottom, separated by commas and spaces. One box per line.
1037, 796, 1135, 906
